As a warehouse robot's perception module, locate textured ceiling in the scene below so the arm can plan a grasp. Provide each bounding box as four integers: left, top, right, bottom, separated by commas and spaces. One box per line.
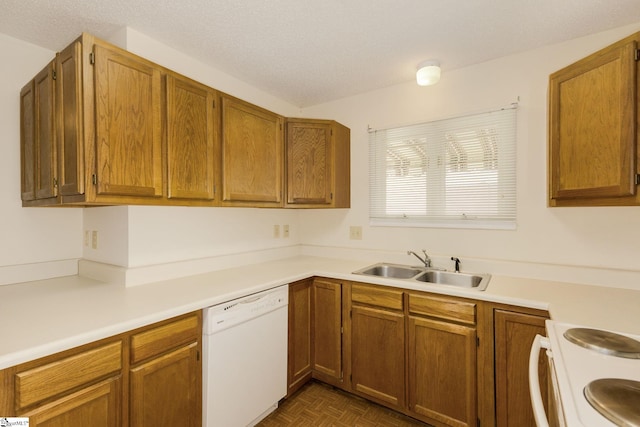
2, 0, 640, 107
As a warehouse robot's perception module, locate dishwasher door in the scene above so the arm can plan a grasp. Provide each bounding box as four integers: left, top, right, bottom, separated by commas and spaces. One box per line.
203, 285, 288, 427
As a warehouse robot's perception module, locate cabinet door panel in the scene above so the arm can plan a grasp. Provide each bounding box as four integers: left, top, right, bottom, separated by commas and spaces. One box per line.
351, 305, 404, 408
130, 342, 200, 427
20, 81, 36, 201
313, 278, 342, 380
408, 316, 476, 427
221, 96, 283, 205
287, 122, 332, 204
57, 41, 84, 196
494, 310, 548, 427
94, 44, 163, 197
34, 62, 57, 200
21, 377, 121, 427
166, 75, 216, 200
549, 38, 637, 201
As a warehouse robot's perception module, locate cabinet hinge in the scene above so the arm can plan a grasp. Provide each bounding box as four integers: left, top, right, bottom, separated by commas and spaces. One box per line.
477, 418, 481, 427
340, 326, 344, 334
330, 192, 334, 200
53, 177, 58, 188
197, 350, 200, 361
212, 99, 216, 109
89, 52, 95, 65
92, 174, 97, 185
52, 69, 57, 80
477, 336, 480, 347
635, 49, 640, 61
635, 174, 640, 185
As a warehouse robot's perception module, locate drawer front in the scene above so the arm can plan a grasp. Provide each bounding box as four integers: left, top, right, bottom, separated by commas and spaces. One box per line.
130, 314, 199, 364
409, 293, 476, 325
351, 283, 403, 311
15, 341, 122, 409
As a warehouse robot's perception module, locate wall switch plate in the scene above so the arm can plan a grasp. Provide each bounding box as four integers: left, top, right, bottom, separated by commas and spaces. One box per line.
283, 224, 289, 238
273, 225, 280, 238
349, 226, 363, 240
91, 230, 98, 249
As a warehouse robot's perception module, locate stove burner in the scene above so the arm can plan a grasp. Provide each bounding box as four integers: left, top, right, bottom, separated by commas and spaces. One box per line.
584, 378, 640, 426
564, 328, 640, 359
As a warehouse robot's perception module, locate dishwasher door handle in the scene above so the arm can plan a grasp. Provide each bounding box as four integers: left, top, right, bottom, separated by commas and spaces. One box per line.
529, 334, 551, 427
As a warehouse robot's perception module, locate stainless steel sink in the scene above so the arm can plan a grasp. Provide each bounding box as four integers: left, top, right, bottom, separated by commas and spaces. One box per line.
415, 270, 489, 290
352, 262, 490, 291
353, 263, 424, 279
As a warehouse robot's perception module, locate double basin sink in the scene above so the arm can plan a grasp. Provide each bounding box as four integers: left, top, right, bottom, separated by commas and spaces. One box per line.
352, 262, 490, 291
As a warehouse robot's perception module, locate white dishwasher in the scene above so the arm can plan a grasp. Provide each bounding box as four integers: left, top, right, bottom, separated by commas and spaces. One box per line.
203, 284, 288, 427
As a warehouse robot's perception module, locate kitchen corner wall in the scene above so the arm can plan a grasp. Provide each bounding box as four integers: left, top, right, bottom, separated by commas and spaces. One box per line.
299, 22, 640, 290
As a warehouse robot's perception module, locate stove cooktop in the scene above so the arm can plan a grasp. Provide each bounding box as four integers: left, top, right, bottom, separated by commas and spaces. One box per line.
547, 321, 640, 427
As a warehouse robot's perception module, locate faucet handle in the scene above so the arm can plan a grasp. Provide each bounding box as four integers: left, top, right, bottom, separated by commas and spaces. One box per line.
451, 257, 461, 273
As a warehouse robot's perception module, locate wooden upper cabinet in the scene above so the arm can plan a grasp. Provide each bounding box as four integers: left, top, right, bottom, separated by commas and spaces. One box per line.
57, 40, 84, 197
165, 74, 217, 201
286, 119, 350, 208
93, 43, 163, 198
220, 95, 284, 206
549, 33, 640, 206
20, 59, 58, 205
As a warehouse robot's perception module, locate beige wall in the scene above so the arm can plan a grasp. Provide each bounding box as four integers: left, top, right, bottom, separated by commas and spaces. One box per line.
299, 22, 640, 289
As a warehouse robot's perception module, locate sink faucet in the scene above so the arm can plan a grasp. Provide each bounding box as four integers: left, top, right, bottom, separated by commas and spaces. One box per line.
408, 250, 431, 267
451, 257, 461, 273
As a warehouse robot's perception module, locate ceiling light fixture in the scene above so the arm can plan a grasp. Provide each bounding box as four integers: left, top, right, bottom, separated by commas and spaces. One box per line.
416, 60, 441, 86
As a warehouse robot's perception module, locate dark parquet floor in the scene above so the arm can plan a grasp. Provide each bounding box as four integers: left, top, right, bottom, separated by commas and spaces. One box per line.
257, 381, 430, 426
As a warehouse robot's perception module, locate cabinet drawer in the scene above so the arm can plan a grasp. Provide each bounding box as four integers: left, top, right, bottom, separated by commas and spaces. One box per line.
130, 314, 200, 364
15, 341, 122, 409
351, 283, 403, 310
409, 293, 476, 325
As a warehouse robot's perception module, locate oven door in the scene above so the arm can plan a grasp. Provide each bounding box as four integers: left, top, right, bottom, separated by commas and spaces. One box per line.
530, 334, 566, 427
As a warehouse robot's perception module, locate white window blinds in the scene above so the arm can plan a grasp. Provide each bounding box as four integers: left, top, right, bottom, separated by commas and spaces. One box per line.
369, 106, 517, 229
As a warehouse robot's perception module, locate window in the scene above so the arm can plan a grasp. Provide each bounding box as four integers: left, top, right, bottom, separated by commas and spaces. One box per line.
369, 106, 517, 229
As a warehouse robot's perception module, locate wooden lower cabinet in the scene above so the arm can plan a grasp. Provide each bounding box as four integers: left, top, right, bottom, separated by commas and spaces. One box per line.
0, 311, 201, 427
130, 343, 200, 427
494, 309, 549, 427
312, 278, 343, 384
21, 377, 121, 427
351, 303, 405, 409
287, 278, 313, 396
407, 316, 476, 427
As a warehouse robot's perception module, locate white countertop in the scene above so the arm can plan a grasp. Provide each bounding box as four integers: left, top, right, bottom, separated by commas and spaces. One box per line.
2, 255, 639, 370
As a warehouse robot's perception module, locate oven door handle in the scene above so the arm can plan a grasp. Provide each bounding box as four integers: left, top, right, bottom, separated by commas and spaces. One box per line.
529, 334, 551, 427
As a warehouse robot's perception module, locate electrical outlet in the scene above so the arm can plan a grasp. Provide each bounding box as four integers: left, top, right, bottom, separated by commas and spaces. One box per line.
349, 226, 362, 240
273, 224, 280, 238
283, 224, 289, 238
91, 230, 98, 249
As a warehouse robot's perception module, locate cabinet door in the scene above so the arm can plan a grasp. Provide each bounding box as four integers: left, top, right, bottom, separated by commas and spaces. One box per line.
408, 316, 476, 427
20, 61, 57, 203
20, 81, 36, 201
21, 377, 121, 427
166, 75, 217, 200
351, 305, 405, 409
494, 310, 548, 427
130, 342, 200, 427
93, 43, 163, 197
57, 40, 84, 197
313, 278, 342, 382
220, 96, 283, 206
287, 121, 332, 205
549, 37, 638, 203
287, 279, 313, 395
